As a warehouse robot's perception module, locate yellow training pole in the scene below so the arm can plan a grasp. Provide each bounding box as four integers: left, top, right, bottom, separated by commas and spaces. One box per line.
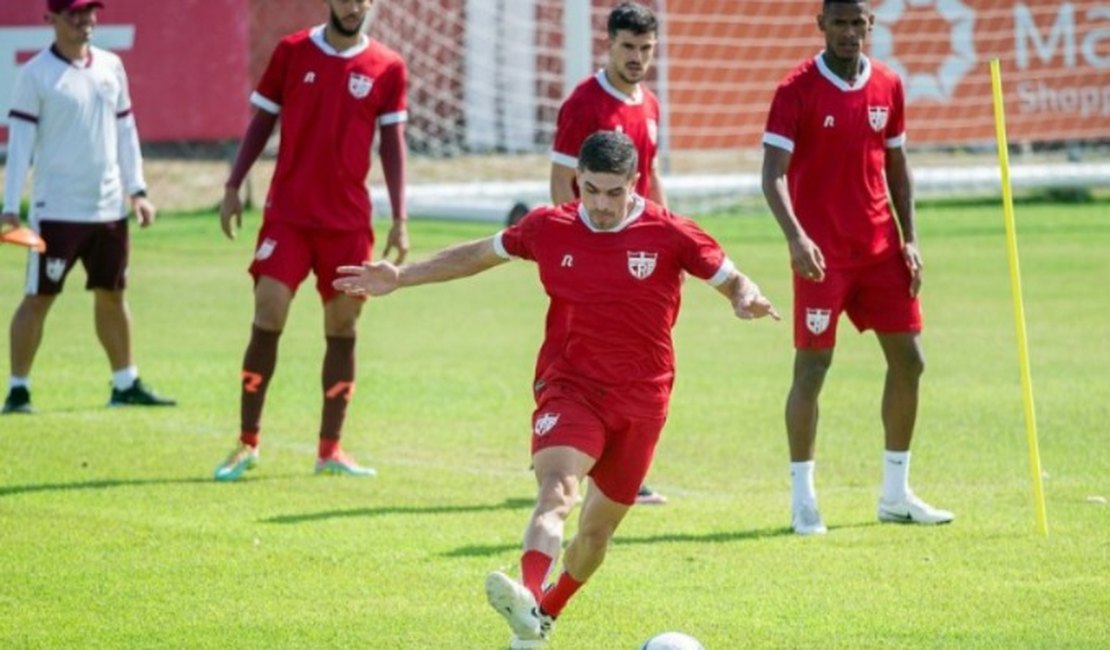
989, 58, 1048, 536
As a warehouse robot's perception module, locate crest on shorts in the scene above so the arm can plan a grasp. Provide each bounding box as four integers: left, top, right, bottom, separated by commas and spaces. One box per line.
534, 412, 560, 437
868, 106, 889, 132
348, 73, 373, 99
627, 251, 658, 280
254, 238, 277, 261
45, 257, 66, 283
806, 308, 831, 335
647, 118, 658, 144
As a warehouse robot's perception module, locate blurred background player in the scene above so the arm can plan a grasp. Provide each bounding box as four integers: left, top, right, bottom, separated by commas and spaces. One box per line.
213, 0, 409, 480
761, 0, 954, 535
2, 0, 175, 414
334, 132, 779, 648
549, 1, 667, 505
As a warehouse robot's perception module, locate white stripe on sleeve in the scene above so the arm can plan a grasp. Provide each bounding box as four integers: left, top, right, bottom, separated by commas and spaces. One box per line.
249, 91, 281, 115
706, 258, 736, 287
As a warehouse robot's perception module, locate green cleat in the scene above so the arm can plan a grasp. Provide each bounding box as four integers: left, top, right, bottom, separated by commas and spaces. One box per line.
214, 444, 259, 482
314, 450, 376, 477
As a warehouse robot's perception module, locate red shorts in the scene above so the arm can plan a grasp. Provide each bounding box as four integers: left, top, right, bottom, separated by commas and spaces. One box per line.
530, 379, 666, 506
26, 219, 129, 295
249, 220, 372, 301
793, 252, 922, 349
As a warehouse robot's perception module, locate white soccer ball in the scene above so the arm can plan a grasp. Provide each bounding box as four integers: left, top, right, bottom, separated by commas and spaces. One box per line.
640, 631, 706, 650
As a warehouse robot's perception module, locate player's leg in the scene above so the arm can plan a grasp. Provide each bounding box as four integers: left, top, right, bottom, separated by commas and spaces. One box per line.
486, 444, 594, 645
310, 228, 373, 476
313, 292, 372, 475
216, 224, 307, 481
5, 221, 75, 414
853, 256, 950, 524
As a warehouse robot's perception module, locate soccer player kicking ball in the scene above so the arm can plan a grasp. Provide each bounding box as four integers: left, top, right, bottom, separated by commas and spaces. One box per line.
761, 0, 954, 535
335, 131, 779, 648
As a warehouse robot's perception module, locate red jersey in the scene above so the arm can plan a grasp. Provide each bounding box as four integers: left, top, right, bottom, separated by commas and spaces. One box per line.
496, 197, 733, 416
763, 54, 906, 267
551, 70, 660, 199
253, 26, 407, 232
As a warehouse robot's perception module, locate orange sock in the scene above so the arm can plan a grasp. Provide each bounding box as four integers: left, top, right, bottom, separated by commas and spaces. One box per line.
539, 571, 583, 617
521, 550, 554, 602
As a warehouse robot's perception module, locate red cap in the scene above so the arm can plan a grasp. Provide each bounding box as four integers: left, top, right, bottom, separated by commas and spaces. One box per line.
48, 0, 104, 12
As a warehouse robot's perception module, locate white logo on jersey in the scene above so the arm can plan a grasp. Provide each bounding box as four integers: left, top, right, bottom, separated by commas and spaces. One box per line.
255, 238, 277, 261
534, 412, 560, 437
806, 308, 832, 335
627, 251, 658, 280
872, 0, 977, 103
647, 118, 658, 144
303, 71, 316, 84
823, 115, 835, 128
348, 73, 373, 99
561, 254, 574, 267
45, 258, 67, 283
868, 106, 889, 132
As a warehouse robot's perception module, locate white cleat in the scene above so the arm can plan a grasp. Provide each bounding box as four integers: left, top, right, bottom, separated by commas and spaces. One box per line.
792, 500, 828, 535
486, 571, 543, 644
877, 491, 955, 525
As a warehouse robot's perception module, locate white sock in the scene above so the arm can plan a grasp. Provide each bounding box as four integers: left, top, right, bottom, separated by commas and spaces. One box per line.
882, 450, 911, 502
112, 366, 139, 391
790, 460, 817, 505
9, 376, 30, 389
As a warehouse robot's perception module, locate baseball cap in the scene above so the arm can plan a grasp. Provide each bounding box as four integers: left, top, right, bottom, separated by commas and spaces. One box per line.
48, 0, 105, 12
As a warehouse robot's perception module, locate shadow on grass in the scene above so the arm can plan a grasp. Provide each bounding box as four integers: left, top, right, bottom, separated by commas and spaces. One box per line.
0, 474, 299, 497
260, 496, 534, 525
443, 525, 798, 558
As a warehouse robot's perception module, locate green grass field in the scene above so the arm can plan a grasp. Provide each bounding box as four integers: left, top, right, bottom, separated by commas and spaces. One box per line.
1, 200, 1107, 649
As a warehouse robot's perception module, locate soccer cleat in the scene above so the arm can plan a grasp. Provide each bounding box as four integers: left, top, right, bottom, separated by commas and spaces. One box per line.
314, 450, 376, 477
108, 378, 176, 407
792, 500, 828, 535
635, 484, 668, 505
486, 571, 544, 644
2, 386, 33, 414
877, 491, 955, 525
214, 443, 259, 482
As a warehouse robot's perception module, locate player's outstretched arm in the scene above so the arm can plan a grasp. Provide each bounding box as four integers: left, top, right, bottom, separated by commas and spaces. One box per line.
716, 269, 780, 321
334, 236, 507, 297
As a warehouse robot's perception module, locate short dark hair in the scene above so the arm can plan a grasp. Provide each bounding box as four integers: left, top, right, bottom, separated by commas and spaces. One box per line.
608, 2, 657, 38
578, 131, 639, 178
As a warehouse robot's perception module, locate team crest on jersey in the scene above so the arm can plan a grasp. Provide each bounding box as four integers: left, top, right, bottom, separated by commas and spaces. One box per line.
534, 412, 560, 437
45, 257, 67, 283
806, 308, 832, 335
647, 118, 658, 144
627, 251, 658, 280
348, 73, 374, 99
868, 106, 889, 132
255, 238, 277, 261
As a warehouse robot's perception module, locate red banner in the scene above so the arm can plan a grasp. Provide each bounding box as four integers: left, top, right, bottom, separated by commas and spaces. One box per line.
0, 0, 250, 143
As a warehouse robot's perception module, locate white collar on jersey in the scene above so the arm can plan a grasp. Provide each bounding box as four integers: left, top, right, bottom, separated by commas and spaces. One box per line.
815, 51, 872, 92
594, 69, 644, 105
310, 24, 371, 59
577, 194, 647, 233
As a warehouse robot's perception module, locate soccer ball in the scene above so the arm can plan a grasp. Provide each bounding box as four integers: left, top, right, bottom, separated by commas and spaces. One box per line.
640, 631, 706, 650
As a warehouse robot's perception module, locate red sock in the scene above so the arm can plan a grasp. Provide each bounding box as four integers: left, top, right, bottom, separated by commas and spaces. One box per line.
521, 550, 554, 602
318, 437, 339, 460
239, 431, 259, 448
539, 571, 583, 618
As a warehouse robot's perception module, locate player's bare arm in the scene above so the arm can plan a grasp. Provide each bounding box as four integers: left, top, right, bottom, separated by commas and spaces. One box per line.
885, 146, 922, 297
715, 270, 780, 321
379, 122, 410, 264
550, 163, 578, 205
761, 143, 826, 281
334, 237, 507, 297
648, 157, 667, 208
